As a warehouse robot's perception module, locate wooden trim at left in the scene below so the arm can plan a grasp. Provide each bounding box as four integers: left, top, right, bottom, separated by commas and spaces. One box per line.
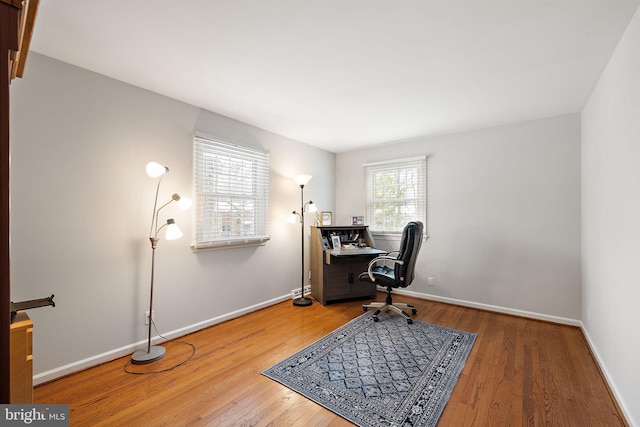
1, 0, 21, 405
3, 0, 39, 80
11, 0, 39, 79
0, 0, 23, 8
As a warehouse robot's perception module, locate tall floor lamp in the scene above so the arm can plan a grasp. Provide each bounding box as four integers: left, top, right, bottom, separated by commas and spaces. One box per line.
289, 175, 317, 307
131, 162, 191, 365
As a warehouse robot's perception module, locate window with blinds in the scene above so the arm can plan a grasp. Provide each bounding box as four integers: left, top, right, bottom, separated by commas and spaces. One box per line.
364, 156, 427, 234
192, 134, 270, 250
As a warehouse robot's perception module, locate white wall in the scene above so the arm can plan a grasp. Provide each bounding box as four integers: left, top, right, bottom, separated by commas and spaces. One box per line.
336, 115, 582, 322
582, 7, 640, 426
9, 53, 335, 382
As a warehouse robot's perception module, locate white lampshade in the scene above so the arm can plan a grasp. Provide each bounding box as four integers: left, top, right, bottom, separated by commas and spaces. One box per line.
293, 174, 312, 186
288, 212, 298, 223
308, 202, 318, 213
146, 162, 168, 178
164, 219, 183, 240
177, 196, 192, 211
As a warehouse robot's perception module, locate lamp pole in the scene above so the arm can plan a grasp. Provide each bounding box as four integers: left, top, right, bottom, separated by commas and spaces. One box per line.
131, 236, 167, 364
131, 162, 189, 365
146, 237, 159, 354
293, 181, 313, 307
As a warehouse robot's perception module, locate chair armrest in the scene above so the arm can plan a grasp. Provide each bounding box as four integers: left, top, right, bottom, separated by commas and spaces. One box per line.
367, 256, 404, 282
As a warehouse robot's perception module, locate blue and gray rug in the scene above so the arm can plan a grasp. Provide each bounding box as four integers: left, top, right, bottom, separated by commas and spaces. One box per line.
262, 311, 476, 426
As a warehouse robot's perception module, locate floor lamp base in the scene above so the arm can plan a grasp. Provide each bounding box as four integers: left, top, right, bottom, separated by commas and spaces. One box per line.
293, 297, 313, 306
131, 345, 166, 364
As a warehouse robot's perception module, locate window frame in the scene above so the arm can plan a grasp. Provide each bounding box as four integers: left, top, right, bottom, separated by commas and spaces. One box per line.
191, 133, 270, 251
363, 156, 427, 238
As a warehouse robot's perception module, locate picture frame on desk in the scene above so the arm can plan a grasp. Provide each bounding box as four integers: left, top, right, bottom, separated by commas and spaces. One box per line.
321, 211, 333, 226
351, 216, 364, 225
331, 235, 341, 249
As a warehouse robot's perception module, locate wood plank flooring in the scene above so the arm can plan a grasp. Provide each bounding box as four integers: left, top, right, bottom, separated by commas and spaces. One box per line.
34, 294, 628, 426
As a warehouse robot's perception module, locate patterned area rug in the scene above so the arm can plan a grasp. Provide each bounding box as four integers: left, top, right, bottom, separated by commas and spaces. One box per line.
262, 311, 476, 427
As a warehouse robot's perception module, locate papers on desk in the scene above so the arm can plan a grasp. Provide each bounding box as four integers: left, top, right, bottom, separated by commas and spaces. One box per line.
341, 244, 369, 250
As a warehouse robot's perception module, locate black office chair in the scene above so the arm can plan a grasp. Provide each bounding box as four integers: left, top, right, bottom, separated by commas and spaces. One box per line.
359, 221, 424, 324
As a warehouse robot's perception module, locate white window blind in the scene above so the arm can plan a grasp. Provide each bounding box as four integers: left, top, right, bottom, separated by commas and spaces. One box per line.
193, 135, 270, 250
364, 156, 427, 234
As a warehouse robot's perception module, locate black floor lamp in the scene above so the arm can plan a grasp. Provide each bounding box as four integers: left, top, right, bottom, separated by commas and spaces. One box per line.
289, 175, 317, 307
131, 161, 191, 364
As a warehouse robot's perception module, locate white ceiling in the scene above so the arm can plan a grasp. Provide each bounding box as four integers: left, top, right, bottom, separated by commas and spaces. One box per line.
29, 1, 639, 153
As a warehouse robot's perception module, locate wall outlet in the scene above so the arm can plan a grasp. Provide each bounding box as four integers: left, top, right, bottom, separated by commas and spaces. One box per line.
292, 285, 311, 299
427, 277, 435, 287
145, 310, 155, 325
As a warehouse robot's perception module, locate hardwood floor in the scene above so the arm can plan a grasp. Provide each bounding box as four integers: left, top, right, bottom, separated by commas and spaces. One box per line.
34, 294, 627, 426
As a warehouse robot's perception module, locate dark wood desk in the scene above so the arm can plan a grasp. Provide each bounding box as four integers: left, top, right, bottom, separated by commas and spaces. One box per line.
310, 226, 385, 305
324, 247, 386, 264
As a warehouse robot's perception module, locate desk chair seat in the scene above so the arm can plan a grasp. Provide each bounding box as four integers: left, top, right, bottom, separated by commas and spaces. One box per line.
358, 221, 424, 324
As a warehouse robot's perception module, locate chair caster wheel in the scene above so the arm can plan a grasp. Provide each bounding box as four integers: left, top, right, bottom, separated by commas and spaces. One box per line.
407, 319, 413, 324
363, 307, 368, 312
373, 317, 379, 322
411, 308, 417, 314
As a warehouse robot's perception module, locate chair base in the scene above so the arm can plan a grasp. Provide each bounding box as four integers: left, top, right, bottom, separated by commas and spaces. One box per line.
362, 300, 417, 324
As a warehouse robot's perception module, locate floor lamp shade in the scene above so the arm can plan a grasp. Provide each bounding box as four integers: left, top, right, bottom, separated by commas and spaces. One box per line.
146, 161, 168, 178
165, 219, 183, 240
293, 174, 312, 186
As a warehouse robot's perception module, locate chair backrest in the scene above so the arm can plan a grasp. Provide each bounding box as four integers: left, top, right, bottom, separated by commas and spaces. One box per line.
395, 221, 424, 287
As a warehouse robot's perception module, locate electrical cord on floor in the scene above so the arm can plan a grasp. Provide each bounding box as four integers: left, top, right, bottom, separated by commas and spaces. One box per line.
124, 319, 196, 375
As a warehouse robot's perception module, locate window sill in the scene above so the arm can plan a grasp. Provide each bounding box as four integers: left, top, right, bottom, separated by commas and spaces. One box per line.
191, 236, 270, 252
371, 232, 402, 242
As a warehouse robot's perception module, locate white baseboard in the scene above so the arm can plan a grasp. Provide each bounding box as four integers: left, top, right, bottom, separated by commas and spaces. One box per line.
384, 287, 582, 326
579, 324, 635, 427
33, 293, 291, 385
